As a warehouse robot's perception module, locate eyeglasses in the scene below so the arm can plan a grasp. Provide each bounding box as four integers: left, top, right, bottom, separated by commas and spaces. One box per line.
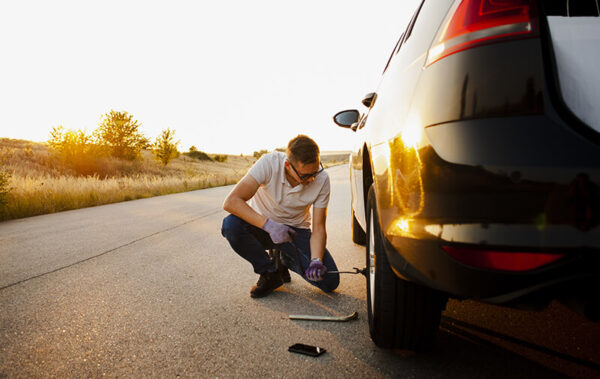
288, 160, 324, 181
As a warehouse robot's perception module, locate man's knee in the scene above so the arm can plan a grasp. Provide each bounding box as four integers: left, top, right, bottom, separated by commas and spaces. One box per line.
221, 214, 244, 240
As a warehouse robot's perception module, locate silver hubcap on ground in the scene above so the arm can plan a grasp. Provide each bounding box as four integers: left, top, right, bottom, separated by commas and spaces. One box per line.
368, 209, 376, 315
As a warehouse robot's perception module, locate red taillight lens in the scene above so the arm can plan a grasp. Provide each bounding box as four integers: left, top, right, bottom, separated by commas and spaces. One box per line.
442, 246, 565, 272
426, 0, 538, 66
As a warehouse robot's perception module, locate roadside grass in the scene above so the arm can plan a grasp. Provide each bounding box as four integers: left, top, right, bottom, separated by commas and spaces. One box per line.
0, 138, 348, 221
5, 173, 241, 220
0, 138, 253, 221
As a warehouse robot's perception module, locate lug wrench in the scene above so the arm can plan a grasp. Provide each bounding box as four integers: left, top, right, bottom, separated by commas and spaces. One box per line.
289, 241, 367, 277
289, 311, 358, 322
285, 241, 365, 322
328, 267, 367, 276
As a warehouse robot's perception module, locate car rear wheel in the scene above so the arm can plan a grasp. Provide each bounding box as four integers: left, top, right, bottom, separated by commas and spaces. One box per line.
351, 209, 366, 245
365, 185, 447, 351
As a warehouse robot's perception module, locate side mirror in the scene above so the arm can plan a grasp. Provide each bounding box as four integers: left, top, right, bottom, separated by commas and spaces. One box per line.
333, 110, 360, 128
362, 92, 377, 108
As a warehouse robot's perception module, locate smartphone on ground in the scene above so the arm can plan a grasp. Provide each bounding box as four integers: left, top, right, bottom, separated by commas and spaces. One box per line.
288, 343, 326, 357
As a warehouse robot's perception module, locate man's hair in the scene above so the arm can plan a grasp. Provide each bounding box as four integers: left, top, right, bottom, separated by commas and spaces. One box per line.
287, 135, 320, 164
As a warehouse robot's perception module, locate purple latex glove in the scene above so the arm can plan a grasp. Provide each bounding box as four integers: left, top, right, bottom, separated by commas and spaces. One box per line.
262, 219, 296, 244
305, 258, 327, 281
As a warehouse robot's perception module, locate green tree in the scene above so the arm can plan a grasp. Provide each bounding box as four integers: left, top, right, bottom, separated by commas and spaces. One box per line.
152, 128, 180, 166
95, 110, 149, 160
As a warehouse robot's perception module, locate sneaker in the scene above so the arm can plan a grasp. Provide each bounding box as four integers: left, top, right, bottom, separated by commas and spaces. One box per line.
277, 264, 291, 283
272, 249, 291, 283
250, 271, 284, 298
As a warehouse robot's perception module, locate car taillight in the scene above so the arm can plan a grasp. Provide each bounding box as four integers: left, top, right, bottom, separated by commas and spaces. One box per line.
442, 246, 565, 271
426, 0, 538, 66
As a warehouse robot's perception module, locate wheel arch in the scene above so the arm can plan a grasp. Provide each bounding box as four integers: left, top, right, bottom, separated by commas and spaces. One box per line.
362, 144, 374, 217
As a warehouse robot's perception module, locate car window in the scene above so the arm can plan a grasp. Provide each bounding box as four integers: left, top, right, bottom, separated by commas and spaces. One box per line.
381, 1, 424, 73
382, 0, 457, 75
403, 1, 424, 44
543, 0, 600, 16
382, 33, 405, 73
395, 0, 456, 66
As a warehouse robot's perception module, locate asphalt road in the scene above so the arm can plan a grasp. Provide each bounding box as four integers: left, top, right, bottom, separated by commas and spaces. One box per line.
1, 164, 599, 378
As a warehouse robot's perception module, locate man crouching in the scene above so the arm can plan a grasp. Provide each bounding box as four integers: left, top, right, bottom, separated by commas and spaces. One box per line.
221, 135, 339, 298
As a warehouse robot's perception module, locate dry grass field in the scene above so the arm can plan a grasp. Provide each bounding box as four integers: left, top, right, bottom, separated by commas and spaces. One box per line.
0, 138, 348, 221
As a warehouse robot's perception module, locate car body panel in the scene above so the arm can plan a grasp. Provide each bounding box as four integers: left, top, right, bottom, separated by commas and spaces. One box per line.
337, 0, 600, 312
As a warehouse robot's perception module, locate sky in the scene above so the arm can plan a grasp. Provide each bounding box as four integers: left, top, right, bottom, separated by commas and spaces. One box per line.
0, 0, 420, 155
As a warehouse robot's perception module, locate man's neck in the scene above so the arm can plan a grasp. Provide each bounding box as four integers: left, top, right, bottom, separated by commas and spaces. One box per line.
284, 168, 301, 188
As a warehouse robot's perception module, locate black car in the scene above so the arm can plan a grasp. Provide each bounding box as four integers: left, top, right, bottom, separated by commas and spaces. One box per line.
334, 0, 600, 351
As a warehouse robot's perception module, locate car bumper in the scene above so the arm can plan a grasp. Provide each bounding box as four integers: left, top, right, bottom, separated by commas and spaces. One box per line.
371, 115, 600, 305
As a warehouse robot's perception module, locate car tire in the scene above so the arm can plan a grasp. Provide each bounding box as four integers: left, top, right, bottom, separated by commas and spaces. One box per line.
365, 185, 446, 351
351, 209, 366, 245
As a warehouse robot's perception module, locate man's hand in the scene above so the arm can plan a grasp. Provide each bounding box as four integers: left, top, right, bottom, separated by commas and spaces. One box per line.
305, 258, 327, 281
262, 219, 296, 244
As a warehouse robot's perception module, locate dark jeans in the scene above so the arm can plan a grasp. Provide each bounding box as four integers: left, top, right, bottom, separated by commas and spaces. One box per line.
221, 214, 339, 292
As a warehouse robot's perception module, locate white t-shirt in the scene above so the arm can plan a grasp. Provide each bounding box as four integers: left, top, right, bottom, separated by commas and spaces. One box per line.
248, 151, 330, 229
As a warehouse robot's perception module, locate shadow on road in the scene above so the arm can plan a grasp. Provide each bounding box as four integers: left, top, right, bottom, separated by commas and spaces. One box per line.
441, 316, 600, 371
251, 285, 567, 378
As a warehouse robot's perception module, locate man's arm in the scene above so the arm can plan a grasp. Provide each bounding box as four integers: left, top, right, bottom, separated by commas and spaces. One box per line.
310, 206, 327, 261
222, 175, 267, 228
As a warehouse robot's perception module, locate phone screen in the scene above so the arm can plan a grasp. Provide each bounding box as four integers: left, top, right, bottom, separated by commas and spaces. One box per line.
288, 343, 326, 357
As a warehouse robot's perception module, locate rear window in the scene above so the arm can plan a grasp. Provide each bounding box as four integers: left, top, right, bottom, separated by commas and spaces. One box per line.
543, 0, 600, 16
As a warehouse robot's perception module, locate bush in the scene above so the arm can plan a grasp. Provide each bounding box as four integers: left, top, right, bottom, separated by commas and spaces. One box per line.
48, 126, 93, 159
184, 150, 213, 161
47, 126, 106, 176
253, 149, 269, 159
213, 154, 228, 162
